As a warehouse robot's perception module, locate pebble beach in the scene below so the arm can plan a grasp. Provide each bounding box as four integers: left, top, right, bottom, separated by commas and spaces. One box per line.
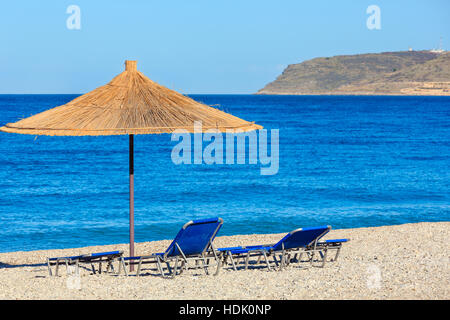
0, 221, 448, 300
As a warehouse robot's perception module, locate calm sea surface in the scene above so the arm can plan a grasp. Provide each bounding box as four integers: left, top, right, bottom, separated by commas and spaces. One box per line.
0, 94, 449, 252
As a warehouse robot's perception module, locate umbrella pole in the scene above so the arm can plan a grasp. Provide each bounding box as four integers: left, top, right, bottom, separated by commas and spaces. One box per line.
129, 134, 135, 272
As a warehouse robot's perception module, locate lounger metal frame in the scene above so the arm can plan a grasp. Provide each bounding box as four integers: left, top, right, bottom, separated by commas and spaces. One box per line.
119, 218, 223, 277
218, 227, 333, 272
314, 239, 348, 263
120, 243, 220, 278
47, 251, 124, 276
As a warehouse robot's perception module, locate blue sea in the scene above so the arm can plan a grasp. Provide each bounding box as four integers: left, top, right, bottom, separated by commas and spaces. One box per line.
0, 94, 449, 253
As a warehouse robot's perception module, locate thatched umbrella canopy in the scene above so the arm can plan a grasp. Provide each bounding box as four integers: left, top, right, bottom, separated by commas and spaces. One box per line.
0, 60, 262, 266
1, 61, 261, 135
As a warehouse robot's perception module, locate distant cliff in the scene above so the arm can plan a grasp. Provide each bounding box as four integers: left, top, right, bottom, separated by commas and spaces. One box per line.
257, 51, 450, 95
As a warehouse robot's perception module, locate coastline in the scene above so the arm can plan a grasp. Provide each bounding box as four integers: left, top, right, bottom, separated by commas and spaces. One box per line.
0, 221, 448, 300
254, 92, 450, 96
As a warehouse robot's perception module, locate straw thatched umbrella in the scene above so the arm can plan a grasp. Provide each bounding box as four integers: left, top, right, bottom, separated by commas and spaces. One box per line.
0, 60, 262, 267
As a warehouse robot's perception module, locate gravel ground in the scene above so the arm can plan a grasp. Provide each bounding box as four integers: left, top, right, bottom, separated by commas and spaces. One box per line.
0, 222, 448, 300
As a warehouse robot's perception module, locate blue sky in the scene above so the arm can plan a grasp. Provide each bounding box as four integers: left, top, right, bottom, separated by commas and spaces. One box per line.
0, 0, 448, 94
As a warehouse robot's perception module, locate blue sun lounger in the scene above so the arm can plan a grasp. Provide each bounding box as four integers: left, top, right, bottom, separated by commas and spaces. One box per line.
119, 217, 223, 277
217, 225, 347, 272
47, 250, 124, 276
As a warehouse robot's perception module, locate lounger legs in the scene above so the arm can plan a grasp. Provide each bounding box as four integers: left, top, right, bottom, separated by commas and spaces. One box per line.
220, 251, 278, 272
316, 250, 326, 268
156, 257, 165, 278
88, 252, 228, 278
280, 251, 288, 270
213, 245, 345, 274
201, 257, 209, 275
47, 258, 52, 276
55, 260, 60, 276
227, 252, 237, 271
165, 261, 173, 275
214, 254, 223, 276
118, 257, 129, 276
244, 254, 250, 270
170, 258, 179, 278
132, 256, 196, 278
47, 259, 79, 277
179, 261, 186, 275
332, 246, 342, 261
262, 251, 271, 271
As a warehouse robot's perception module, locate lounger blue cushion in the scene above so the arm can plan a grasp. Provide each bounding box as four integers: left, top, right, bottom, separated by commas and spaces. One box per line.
222, 246, 269, 255
88, 251, 122, 257
48, 251, 122, 262
48, 255, 84, 261
218, 225, 331, 255
217, 246, 242, 252
321, 239, 348, 244
218, 244, 269, 252
272, 225, 331, 251
164, 217, 223, 257
122, 218, 223, 262
123, 252, 164, 261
